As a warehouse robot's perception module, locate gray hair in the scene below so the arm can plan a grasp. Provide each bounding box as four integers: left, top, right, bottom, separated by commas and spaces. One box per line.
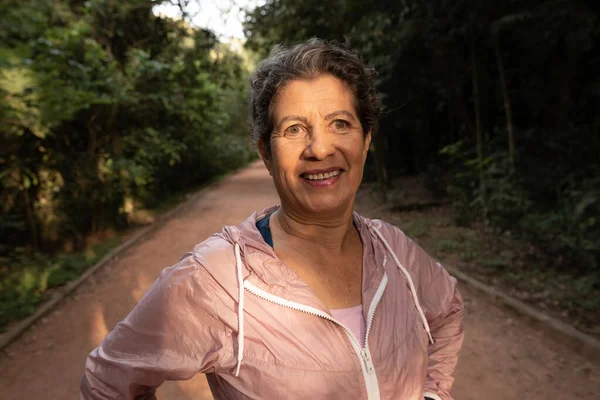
249, 38, 382, 155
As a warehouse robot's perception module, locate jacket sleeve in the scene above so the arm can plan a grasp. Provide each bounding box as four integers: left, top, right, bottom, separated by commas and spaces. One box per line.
80, 254, 226, 399
376, 221, 464, 400
421, 270, 463, 400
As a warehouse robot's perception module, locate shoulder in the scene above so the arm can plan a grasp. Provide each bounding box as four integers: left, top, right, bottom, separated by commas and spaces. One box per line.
358, 213, 441, 280
144, 233, 237, 309
135, 233, 240, 334
155, 234, 233, 283
356, 213, 413, 250
369, 218, 404, 238
134, 233, 237, 312
359, 216, 460, 317
191, 233, 236, 269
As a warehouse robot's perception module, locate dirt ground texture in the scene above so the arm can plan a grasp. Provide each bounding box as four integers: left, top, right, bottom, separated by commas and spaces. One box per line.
0, 161, 598, 399
354, 176, 600, 337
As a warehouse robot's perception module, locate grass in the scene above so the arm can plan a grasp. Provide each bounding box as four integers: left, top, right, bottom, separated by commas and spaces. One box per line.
355, 178, 600, 337
409, 216, 600, 335
0, 158, 257, 334
0, 180, 193, 332
402, 218, 435, 238
0, 160, 253, 333
437, 239, 461, 253
0, 237, 120, 332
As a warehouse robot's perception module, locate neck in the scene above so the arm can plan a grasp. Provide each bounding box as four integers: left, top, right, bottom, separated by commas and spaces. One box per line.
272, 202, 357, 252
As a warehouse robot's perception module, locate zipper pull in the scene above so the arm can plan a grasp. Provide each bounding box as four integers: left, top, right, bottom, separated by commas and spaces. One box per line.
361, 348, 375, 373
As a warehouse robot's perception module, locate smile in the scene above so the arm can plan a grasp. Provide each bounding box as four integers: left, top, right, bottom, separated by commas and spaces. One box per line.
301, 170, 341, 181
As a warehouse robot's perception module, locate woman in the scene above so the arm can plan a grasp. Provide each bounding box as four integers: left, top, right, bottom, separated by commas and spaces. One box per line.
81, 39, 463, 400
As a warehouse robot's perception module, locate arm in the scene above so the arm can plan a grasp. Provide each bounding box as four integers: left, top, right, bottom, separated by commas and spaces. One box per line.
407, 240, 464, 400
375, 221, 464, 400
421, 271, 463, 400
80, 254, 226, 399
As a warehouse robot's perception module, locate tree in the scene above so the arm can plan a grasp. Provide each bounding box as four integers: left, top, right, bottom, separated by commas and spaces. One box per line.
0, 0, 252, 253
242, 0, 600, 269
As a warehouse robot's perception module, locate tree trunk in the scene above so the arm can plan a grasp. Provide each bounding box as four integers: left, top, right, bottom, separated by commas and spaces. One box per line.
558, 39, 578, 128
493, 32, 515, 167
23, 186, 39, 251
470, 28, 487, 218
470, 33, 484, 165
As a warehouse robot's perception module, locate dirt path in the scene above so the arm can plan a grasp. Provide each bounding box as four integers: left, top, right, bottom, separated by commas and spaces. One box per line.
0, 161, 598, 399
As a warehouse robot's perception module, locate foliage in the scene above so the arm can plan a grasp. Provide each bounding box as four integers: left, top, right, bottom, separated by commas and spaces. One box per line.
245, 0, 600, 275
0, 237, 120, 330
0, 0, 253, 327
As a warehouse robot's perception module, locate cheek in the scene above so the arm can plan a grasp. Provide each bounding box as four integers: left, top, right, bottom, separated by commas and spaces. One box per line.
345, 137, 369, 164
270, 145, 297, 178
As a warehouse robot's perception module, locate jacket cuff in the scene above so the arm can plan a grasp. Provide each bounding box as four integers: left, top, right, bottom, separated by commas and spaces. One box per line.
423, 392, 442, 400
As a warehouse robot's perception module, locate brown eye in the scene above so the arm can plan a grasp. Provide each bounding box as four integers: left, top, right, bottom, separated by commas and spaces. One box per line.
333, 120, 351, 130
285, 124, 304, 137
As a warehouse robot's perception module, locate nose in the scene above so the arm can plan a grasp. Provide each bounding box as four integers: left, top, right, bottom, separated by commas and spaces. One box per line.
302, 127, 335, 160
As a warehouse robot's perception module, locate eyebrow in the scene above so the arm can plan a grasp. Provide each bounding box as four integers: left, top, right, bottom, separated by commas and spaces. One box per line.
275, 115, 309, 131
276, 110, 357, 131
324, 110, 357, 121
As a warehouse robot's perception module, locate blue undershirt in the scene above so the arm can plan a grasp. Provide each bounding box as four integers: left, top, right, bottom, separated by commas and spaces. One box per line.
256, 213, 274, 248
256, 212, 433, 400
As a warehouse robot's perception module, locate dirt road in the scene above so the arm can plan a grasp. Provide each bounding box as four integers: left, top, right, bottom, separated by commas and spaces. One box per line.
0, 161, 598, 399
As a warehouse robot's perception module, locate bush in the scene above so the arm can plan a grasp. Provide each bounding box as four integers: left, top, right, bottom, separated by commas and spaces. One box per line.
443, 142, 599, 273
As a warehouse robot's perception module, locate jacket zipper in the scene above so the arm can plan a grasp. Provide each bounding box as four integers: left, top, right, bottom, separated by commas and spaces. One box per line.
243, 273, 388, 400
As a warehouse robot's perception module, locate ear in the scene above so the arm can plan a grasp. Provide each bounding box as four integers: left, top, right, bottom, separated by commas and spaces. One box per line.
363, 131, 372, 157
258, 139, 272, 175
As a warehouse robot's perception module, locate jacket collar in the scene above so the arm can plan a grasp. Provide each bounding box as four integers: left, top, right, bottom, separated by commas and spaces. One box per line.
220, 206, 387, 316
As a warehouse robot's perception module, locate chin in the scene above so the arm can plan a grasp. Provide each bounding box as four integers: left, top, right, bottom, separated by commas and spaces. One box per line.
299, 196, 351, 216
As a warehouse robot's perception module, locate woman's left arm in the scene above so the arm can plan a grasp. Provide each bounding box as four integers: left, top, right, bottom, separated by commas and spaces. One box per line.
421, 269, 463, 400
376, 221, 464, 400
410, 242, 464, 400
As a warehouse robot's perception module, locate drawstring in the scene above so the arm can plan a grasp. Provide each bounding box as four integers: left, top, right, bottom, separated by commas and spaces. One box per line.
232, 227, 432, 377
373, 229, 435, 344
234, 243, 245, 376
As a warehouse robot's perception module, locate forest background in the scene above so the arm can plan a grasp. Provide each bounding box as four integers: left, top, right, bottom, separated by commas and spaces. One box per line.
1, 0, 599, 336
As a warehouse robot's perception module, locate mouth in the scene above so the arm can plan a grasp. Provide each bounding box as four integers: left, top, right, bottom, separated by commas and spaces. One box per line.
300, 169, 342, 181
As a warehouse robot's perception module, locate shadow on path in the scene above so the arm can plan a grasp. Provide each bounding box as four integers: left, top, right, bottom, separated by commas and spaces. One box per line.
1, 160, 598, 400
0, 161, 279, 400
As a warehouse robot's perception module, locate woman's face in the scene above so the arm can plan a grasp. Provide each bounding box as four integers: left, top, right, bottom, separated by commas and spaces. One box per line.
260, 74, 371, 218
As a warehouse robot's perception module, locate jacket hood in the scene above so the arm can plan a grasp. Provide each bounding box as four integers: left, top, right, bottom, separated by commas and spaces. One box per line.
205, 206, 433, 378
80, 205, 451, 399
215, 205, 383, 303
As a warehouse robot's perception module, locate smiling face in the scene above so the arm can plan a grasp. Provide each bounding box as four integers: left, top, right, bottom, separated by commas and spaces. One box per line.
259, 74, 371, 219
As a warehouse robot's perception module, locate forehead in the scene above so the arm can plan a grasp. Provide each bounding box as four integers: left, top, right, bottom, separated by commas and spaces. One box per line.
272, 75, 357, 119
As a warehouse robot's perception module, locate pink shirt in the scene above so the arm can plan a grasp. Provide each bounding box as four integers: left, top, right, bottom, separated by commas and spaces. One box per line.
330, 305, 366, 344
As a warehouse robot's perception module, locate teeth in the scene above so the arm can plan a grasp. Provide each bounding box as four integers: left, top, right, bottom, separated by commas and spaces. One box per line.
303, 170, 341, 180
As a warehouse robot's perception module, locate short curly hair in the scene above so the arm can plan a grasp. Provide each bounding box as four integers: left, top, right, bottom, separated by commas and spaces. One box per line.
249, 38, 382, 155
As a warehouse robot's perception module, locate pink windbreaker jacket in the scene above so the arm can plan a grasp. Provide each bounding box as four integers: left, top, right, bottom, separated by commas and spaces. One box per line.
81, 207, 464, 400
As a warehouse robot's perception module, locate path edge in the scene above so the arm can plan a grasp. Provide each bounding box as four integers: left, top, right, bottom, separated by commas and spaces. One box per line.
3, 173, 599, 361
0, 173, 228, 352
446, 265, 600, 362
